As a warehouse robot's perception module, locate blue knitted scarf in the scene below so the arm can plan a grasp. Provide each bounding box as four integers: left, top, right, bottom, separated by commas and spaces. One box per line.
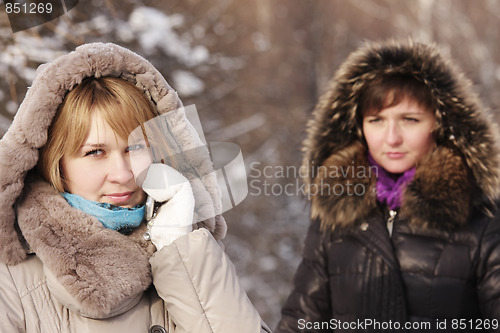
61, 192, 145, 233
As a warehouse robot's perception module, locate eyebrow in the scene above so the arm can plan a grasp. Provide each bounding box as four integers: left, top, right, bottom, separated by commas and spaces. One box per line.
371, 109, 427, 115
81, 143, 106, 149
402, 111, 427, 116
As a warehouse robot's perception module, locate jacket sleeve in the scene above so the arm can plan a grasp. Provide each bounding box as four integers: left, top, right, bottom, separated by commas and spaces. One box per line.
150, 228, 271, 333
0, 263, 25, 332
477, 211, 500, 322
276, 219, 331, 333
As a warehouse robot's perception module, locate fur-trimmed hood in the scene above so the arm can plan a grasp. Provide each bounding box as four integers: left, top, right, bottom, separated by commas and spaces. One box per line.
302, 39, 500, 230
0, 43, 226, 317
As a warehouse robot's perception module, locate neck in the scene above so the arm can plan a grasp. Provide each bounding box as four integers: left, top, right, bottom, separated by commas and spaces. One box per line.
367, 153, 416, 210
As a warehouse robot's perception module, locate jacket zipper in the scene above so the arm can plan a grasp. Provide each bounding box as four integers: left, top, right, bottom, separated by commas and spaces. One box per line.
387, 210, 397, 236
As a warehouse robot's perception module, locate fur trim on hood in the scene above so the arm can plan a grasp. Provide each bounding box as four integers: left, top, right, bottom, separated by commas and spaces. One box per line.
0, 42, 228, 317
302, 39, 500, 230
0, 43, 226, 263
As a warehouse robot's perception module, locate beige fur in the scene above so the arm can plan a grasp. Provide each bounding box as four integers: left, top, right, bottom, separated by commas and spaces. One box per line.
0, 42, 229, 315
17, 173, 156, 316
0, 43, 226, 264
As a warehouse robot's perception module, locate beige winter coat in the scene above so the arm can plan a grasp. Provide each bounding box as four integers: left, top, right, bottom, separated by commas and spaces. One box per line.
0, 43, 270, 332
0, 227, 267, 332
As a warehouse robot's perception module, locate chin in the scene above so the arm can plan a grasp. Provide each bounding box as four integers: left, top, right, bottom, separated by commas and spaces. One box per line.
380, 161, 415, 174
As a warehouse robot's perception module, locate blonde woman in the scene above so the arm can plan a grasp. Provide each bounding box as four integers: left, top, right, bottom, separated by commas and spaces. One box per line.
0, 43, 270, 333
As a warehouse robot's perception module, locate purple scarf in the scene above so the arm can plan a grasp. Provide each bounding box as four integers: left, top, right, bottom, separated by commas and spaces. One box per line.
367, 153, 415, 210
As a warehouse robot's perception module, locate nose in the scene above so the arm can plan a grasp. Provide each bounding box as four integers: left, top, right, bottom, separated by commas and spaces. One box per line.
107, 154, 134, 184
386, 121, 403, 146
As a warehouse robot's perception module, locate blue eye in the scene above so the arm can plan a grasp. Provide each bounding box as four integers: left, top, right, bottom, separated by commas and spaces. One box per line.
84, 149, 104, 157
127, 143, 146, 152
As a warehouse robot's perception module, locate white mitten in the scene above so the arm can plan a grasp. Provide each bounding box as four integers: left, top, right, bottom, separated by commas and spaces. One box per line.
142, 163, 195, 251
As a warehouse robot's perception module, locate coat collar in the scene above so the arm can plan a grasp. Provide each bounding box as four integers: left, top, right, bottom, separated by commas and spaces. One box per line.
311, 141, 478, 231
303, 40, 500, 230
16, 172, 156, 318
0, 42, 227, 266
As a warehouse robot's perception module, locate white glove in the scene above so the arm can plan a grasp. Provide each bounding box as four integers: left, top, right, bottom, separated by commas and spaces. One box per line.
142, 164, 195, 251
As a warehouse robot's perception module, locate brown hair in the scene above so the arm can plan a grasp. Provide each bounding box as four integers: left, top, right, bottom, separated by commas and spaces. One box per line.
358, 74, 436, 117
39, 76, 159, 192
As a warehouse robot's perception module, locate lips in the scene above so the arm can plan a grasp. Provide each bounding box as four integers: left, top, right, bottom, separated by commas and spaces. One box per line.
386, 152, 406, 159
105, 192, 134, 205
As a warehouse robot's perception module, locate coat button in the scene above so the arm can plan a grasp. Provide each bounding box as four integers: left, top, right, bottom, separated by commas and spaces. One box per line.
149, 325, 166, 333
360, 222, 369, 231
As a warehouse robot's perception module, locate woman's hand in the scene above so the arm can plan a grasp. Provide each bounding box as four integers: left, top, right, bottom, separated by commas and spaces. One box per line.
142, 163, 195, 251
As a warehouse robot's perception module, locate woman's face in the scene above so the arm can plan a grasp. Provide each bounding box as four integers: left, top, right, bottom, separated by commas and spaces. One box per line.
363, 98, 436, 174
61, 111, 149, 207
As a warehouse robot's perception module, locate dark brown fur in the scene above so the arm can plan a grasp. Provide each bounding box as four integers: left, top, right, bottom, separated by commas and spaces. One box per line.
303, 40, 500, 230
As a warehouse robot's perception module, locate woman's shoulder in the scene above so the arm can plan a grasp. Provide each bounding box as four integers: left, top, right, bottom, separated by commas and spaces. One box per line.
473, 199, 500, 233
2, 254, 45, 292
465, 199, 500, 228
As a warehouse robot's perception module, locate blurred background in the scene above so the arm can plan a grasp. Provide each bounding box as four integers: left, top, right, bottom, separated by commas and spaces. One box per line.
1, 0, 500, 328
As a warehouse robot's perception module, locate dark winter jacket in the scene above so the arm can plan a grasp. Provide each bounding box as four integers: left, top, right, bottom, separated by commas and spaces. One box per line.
277, 40, 500, 332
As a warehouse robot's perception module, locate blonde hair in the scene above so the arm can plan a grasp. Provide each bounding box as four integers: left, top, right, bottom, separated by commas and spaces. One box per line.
39, 76, 160, 192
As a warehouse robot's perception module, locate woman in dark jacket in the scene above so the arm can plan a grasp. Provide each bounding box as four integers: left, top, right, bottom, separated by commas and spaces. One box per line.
277, 40, 500, 332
